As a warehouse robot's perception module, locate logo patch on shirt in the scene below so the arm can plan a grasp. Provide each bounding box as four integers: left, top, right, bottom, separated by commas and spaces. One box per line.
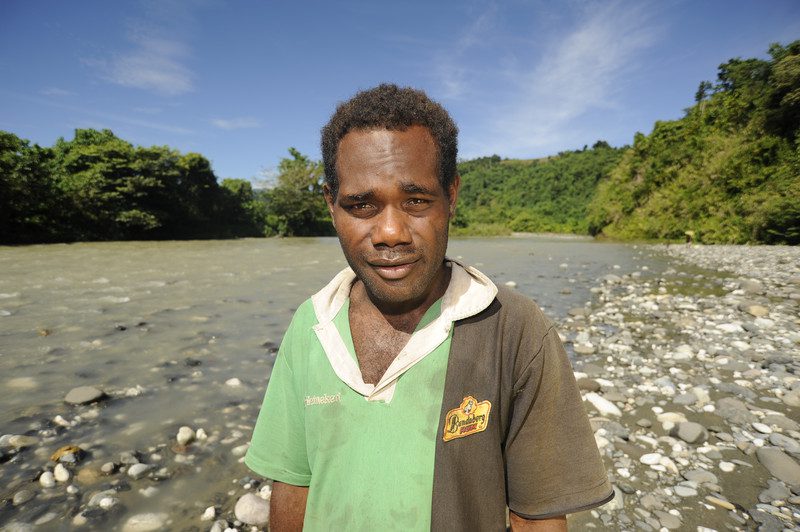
304, 393, 341, 406
442, 395, 491, 441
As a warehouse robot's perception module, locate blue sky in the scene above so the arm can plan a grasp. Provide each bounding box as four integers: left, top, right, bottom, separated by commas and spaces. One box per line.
1, 1, 798, 184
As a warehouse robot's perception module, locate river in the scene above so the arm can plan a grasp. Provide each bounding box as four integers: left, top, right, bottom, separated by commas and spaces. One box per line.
0, 236, 664, 530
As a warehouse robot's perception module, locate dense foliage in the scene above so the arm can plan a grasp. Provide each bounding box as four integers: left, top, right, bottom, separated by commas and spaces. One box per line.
587, 40, 800, 244
0, 130, 332, 243
453, 142, 624, 235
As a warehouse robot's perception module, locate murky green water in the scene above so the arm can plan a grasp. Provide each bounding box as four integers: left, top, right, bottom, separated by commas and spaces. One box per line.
0, 236, 663, 530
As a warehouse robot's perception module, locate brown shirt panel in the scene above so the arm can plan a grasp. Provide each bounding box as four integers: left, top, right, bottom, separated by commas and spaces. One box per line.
431, 287, 612, 531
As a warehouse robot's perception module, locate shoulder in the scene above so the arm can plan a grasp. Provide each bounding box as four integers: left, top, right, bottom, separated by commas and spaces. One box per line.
493, 286, 554, 333
280, 299, 319, 345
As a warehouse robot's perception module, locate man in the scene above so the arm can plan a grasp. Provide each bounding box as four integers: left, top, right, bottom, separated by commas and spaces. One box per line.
245, 84, 613, 531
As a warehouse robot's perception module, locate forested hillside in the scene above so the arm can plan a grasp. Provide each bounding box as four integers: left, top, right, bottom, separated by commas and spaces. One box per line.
587, 40, 800, 244
453, 142, 624, 235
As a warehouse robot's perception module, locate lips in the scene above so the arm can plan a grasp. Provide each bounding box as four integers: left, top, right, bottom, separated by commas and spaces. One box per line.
369, 258, 418, 280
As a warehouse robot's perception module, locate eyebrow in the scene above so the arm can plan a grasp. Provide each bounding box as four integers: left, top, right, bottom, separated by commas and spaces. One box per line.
341, 190, 375, 203
399, 182, 438, 195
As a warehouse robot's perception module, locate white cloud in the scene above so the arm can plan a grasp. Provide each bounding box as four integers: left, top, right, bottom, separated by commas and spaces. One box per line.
438, 1, 660, 158
211, 117, 261, 130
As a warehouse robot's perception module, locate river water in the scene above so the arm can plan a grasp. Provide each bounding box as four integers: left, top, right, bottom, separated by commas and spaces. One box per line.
0, 236, 664, 530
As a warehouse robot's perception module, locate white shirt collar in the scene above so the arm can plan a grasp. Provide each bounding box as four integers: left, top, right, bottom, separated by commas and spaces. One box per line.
310, 259, 497, 402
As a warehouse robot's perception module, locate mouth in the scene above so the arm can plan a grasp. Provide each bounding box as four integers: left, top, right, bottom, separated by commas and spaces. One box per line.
369, 258, 419, 280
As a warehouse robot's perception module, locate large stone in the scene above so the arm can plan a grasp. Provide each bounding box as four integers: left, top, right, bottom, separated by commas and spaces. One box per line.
64, 386, 106, 405
756, 447, 800, 485
739, 279, 764, 294
683, 469, 718, 484
234, 493, 269, 526
769, 433, 800, 454
745, 304, 769, 317
573, 344, 595, 355
715, 397, 756, 425
759, 479, 791, 503
7, 435, 38, 448
121, 513, 169, 531
671, 422, 708, 444
583, 393, 622, 417
782, 389, 800, 408
127, 463, 153, 480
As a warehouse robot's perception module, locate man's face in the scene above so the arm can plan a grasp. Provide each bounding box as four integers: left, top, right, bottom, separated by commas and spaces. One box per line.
325, 126, 459, 312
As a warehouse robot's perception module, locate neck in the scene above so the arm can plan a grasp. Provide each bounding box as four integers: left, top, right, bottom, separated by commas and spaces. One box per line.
353, 263, 451, 333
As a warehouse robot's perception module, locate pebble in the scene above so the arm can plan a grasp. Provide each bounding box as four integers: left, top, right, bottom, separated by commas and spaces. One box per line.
88, 489, 118, 507
177, 426, 195, 446
64, 386, 106, 405
201, 506, 217, 521
225, 378, 242, 387
101, 462, 117, 474
705, 495, 735, 510
39, 471, 55, 488
640, 453, 663, 465
54, 463, 70, 482
718, 461, 735, 472
234, 493, 270, 525
674, 485, 697, 497
752, 422, 773, 434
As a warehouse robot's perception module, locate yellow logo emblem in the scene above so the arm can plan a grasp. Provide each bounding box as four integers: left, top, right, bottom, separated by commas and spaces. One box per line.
442, 396, 491, 442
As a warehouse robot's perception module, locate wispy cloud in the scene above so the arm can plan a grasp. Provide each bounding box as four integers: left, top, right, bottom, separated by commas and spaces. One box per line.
95, 30, 194, 95
438, 1, 660, 157
87, 0, 210, 96
211, 117, 261, 130
3, 90, 194, 135
433, 4, 499, 99
40, 87, 75, 97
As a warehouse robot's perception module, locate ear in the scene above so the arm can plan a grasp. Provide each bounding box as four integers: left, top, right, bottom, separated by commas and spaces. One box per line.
323, 184, 336, 228
447, 175, 461, 217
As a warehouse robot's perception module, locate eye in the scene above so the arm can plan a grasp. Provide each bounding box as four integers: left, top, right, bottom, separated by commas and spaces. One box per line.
405, 198, 430, 210
344, 202, 376, 217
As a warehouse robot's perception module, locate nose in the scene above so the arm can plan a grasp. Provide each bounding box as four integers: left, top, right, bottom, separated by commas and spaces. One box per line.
371, 206, 412, 247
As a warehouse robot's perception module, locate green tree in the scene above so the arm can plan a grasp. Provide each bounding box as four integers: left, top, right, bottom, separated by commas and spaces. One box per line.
262, 148, 333, 236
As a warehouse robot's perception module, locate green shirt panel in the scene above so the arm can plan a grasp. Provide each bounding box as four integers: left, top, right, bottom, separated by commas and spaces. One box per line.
245, 298, 452, 532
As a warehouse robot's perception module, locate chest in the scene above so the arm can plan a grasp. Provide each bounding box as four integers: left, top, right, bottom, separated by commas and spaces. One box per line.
349, 311, 412, 385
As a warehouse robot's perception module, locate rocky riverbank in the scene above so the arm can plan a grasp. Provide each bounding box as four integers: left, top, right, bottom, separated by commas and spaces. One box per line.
564, 244, 800, 531
1, 243, 798, 531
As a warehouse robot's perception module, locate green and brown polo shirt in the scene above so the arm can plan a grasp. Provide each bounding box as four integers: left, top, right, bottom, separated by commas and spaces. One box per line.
245, 261, 612, 531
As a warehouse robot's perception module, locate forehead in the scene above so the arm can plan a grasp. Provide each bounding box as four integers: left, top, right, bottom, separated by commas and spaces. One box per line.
336, 126, 438, 190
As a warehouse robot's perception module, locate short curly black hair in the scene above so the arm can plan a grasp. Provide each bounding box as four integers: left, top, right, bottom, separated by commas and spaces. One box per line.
321, 83, 459, 199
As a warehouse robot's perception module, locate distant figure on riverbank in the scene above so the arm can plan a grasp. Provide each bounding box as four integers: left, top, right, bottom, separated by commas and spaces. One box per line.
245, 83, 613, 530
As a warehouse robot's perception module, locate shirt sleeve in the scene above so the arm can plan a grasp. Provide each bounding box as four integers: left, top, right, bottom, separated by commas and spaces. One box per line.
504, 325, 613, 518
244, 313, 311, 487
